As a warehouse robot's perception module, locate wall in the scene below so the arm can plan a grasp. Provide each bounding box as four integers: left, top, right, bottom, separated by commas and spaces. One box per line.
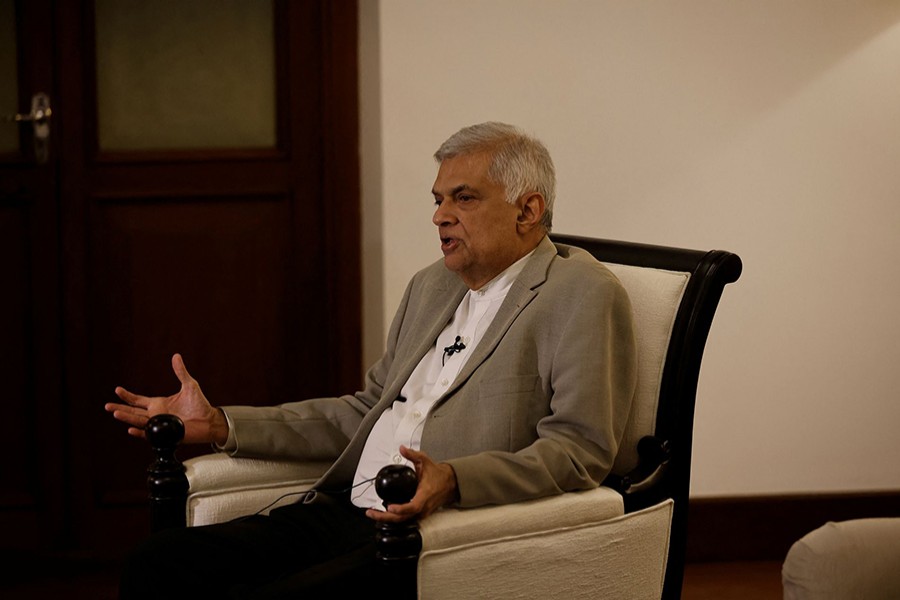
359, 0, 900, 497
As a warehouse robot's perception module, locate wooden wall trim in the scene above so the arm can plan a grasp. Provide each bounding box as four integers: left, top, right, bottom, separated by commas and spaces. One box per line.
686, 491, 900, 563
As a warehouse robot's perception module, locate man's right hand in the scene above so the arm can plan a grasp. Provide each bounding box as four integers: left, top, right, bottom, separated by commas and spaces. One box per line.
105, 353, 229, 445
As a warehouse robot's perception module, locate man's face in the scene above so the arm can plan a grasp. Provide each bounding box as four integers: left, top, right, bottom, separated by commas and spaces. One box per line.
431, 152, 526, 290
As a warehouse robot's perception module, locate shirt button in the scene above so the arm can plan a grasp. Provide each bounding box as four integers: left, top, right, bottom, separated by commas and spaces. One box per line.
392, 455, 403, 464
441, 379, 449, 386
412, 410, 422, 419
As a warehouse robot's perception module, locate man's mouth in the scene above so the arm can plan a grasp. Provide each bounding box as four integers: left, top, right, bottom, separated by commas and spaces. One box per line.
440, 237, 459, 253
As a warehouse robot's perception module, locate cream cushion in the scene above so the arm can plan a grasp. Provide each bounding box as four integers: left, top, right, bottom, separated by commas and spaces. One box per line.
185, 453, 331, 526
604, 263, 689, 475
419, 498, 673, 600
782, 518, 900, 600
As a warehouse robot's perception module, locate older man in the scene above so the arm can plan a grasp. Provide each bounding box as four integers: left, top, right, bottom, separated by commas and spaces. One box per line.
107, 122, 637, 598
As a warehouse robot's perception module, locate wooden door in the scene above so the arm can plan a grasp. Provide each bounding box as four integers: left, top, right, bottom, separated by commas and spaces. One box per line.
0, 0, 66, 553
1, 0, 360, 559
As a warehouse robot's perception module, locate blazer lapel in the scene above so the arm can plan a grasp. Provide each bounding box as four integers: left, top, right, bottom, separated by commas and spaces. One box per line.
441, 236, 558, 400
329, 269, 466, 485
382, 271, 468, 405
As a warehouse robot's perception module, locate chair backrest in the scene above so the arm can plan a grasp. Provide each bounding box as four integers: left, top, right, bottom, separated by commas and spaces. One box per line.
551, 233, 742, 600
604, 261, 690, 477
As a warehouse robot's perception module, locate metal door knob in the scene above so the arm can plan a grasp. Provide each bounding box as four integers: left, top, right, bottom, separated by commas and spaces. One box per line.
3, 92, 51, 163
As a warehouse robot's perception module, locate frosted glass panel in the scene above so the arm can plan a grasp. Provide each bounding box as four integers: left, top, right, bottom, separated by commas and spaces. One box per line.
95, 0, 276, 151
0, 0, 18, 154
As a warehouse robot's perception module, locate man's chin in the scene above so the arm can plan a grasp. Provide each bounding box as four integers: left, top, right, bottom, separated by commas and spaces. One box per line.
442, 255, 465, 275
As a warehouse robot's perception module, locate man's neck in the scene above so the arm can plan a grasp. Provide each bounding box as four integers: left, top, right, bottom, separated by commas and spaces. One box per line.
468, 237, 544, 292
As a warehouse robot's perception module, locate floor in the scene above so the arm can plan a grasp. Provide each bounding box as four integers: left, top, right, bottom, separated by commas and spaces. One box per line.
2, 560, 784, 599
682, 560, 784, 599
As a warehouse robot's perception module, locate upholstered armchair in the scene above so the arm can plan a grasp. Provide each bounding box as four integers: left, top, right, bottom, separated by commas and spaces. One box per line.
145, 234, 741, 600
782, 518, 900, 599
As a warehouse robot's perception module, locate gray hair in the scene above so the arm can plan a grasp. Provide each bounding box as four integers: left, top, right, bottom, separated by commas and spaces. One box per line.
434, 122, 555, 231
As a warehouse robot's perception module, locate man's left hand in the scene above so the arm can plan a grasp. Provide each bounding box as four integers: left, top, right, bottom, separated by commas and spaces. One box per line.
366, 445, 458, 523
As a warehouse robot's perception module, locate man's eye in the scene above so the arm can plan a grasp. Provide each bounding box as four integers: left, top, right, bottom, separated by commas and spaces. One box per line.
433, 197, 442, 206
457, 195, 473, 202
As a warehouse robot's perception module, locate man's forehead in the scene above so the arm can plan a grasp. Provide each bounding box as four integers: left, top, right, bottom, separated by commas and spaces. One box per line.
432, 152, 494, 193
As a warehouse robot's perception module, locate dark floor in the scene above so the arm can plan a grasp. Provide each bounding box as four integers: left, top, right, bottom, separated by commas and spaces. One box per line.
683, 560, 784, 599
1, 560, 783, 599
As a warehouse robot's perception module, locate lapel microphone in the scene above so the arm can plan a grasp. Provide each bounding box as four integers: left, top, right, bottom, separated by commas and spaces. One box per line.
442, 335, 467, 366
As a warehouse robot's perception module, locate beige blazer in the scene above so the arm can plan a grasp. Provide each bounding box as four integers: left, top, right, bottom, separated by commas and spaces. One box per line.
223, 236, 637, 508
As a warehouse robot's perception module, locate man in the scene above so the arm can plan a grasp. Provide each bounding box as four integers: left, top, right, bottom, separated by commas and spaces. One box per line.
106, 122, 637, 597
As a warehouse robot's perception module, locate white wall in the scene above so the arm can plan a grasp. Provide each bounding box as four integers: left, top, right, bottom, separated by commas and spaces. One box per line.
359, 0, 900, 497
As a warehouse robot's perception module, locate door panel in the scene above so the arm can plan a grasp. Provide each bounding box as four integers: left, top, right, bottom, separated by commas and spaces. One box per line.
0, 196, 38, 532
93, 0, 278, 151
0, 0, 18, 152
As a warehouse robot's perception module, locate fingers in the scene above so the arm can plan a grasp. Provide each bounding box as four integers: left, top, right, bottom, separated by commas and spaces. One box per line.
127, 427, 147, 440
106, 403, 150, 429
110, 356, 185, 440
366, 503, 420, 523
114, 386, 150, 408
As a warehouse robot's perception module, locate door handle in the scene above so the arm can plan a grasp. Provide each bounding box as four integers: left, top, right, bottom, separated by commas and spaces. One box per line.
3, 92, 52, 163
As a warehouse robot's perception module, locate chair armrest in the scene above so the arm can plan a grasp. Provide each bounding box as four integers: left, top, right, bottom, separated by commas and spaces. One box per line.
417, 492, 672, 600
419, 486, 624, 552
184, 453, 332, 526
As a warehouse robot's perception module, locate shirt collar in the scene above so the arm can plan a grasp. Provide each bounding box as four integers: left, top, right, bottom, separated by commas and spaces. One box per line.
470, 246, 539, 301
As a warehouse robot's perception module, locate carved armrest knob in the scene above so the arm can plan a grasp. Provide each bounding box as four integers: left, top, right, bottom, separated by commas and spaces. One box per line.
374, 464, 421, 564
375, 464, 418, 508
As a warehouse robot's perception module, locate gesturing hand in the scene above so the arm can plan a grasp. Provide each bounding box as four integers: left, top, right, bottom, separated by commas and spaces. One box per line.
104, 353, 228, 445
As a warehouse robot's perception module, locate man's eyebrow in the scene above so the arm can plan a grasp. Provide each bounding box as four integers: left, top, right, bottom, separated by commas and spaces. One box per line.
433, 184, 475, 197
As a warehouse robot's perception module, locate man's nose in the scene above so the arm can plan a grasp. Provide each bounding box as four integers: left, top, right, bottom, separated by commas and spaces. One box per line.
432, 201, 454, 226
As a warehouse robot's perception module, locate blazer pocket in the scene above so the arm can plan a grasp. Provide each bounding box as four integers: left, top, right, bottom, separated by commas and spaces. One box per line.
479, 375, 540, 398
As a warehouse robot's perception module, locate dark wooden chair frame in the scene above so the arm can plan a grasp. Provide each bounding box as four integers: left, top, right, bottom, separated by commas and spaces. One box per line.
146, 234, 742, 600
552, 234, 742, 599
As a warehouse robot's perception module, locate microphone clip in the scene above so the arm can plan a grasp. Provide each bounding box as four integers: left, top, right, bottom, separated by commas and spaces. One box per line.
442, 335, 466, 366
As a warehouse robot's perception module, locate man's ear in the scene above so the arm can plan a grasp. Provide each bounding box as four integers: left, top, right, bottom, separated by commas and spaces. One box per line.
517, 193, 546, 233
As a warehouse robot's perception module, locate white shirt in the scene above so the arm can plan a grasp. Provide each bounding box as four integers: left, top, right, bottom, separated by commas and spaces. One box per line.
350, 251, 535, 509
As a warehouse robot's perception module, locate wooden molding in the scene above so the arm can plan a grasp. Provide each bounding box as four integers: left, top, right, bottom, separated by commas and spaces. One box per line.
686, 490, 900, 563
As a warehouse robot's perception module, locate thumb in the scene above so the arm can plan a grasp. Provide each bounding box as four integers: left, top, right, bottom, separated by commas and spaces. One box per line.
171, 353, 194, 386
399, 445, 426, 464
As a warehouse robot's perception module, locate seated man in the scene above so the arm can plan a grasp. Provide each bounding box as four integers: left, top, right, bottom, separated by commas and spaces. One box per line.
106, 121, 637, 598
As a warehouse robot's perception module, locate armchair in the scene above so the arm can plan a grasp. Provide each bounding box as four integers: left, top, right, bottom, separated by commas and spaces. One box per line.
782, 518, 900, 599
146, 234, 741, 599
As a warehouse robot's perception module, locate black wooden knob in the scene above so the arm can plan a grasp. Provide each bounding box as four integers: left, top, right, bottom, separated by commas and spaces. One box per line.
375, 464, 418, 507
145, 414, 188, 531
145, 414, 185, 448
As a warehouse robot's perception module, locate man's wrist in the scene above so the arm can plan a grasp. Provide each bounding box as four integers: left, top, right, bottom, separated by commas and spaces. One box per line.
441, 462, 460, 505
210, 407, 229, 446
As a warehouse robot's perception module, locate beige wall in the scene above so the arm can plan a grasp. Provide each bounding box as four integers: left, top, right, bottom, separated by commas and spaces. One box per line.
359, 1, 900, 497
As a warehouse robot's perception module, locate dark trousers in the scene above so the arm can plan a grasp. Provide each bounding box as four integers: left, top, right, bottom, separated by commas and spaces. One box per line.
119, 494, 385, 599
